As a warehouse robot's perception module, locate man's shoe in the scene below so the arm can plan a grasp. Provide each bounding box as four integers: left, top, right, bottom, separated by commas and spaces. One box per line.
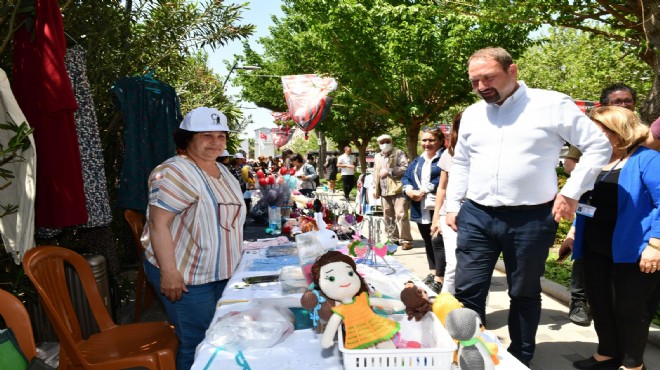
401, 242, 413, 250
573, 357, 620, 370
569, 300, 592, 326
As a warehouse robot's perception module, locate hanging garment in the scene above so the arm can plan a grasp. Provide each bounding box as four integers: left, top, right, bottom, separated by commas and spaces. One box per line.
12, 0, 88, 228
0, 68, 37, 264
65, 45, 112, 228
111, 76, 182, 211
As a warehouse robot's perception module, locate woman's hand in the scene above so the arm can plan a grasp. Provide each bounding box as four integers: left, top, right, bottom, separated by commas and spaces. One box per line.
640, 245, 660, 274
160, 269, 188, 302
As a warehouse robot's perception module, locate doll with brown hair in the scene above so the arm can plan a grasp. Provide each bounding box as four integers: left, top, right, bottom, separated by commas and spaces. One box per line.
311, 251, 406, 349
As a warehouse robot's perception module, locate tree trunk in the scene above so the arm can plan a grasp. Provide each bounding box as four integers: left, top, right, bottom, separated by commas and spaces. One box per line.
318, 131, 326, 178
357, 141, 369, 175
640, 70, 660, 124
405, 120, 421, 160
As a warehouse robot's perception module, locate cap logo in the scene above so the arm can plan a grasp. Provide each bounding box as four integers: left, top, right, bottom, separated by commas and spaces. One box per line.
211, 113, 222, 125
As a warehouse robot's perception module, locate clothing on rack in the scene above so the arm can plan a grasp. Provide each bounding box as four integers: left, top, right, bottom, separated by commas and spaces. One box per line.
64, 45, 112, 228
12, 0, 88, 228
111, 76, 183, 211
0, 69, 37, 264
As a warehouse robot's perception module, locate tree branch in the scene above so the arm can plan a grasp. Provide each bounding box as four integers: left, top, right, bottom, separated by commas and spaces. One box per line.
0, 0, 22, 55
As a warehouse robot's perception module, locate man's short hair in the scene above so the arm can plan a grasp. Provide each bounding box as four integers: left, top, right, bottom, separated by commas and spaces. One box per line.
599, 83, 637, 105
468, 47, 513, 71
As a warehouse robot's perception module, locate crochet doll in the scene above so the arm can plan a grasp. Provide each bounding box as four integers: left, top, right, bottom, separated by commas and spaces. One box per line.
311, 251, 406, 349
445, 308, 496, 370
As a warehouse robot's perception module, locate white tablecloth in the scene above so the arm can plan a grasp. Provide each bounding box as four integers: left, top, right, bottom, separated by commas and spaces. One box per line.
192, 244, 529, 370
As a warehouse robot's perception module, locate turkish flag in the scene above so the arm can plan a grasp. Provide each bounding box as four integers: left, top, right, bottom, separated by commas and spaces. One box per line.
259, 131, 268, 141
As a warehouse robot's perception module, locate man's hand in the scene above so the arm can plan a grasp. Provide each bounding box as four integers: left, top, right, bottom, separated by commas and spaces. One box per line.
552, 194, 578, 223
446, 212, 458, 232
379, 169, 390, 179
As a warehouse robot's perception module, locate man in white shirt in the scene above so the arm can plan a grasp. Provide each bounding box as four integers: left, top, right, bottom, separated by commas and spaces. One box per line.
337, 146, 356, 201
445, 47, 611, 366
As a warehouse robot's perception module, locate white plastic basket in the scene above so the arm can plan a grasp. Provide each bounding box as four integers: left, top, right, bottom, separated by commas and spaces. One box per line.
338, 313, 456, 370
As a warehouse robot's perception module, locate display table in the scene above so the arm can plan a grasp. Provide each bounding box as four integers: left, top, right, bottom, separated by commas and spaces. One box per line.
192, 242, 529, 370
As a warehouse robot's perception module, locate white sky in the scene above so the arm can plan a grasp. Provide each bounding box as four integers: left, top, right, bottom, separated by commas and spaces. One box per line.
206, 1, 284, 140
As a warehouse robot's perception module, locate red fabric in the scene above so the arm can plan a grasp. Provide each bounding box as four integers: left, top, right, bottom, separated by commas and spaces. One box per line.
12, 0, 87, 227
259, 131, 268, 141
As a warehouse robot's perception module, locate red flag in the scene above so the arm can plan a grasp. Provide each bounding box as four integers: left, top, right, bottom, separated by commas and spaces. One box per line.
259, 131, 268, 141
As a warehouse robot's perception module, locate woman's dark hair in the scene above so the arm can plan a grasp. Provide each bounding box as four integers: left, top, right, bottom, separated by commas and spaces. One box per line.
311, 251, 369, 295
172, 129, 195, 151
291, 153, 304, 164
172, 128, 230, 151
449, 111, 463, 156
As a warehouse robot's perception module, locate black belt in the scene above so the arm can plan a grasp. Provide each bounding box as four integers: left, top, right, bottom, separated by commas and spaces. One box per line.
468, 199, 553, 211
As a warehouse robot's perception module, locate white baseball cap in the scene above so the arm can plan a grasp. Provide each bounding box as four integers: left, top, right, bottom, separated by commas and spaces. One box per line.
180, 107, 231, 132
233, 153, 245, 159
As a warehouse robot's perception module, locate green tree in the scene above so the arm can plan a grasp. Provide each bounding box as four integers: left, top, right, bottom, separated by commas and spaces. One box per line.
237, 0, 535, 167
435, 0, 660, 122
518, 27, 653, 104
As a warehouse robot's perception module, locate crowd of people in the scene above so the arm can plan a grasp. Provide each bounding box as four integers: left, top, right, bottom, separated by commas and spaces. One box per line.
138, 46, 659, 370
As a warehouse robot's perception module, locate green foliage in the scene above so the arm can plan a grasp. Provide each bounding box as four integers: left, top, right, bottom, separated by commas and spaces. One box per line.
285, 129, 320, 156
434, 0, 660, 123
518, 28, 653, 102
545, 251, 572, 288
237, 0, 536, 163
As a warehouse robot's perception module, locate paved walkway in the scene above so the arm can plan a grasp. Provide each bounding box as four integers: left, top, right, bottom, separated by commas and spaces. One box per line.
391, 217, 660, 370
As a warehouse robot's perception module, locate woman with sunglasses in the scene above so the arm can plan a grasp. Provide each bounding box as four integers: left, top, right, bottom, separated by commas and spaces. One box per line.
570, 106, 660, 370
142, 107, 246, 370
402, 127, 446, 293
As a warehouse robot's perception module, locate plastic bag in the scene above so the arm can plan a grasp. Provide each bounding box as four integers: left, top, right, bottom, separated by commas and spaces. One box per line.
205, 304, 295, 350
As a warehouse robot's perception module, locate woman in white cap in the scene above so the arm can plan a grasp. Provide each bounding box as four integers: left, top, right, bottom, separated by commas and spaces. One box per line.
142, 107, 246, 370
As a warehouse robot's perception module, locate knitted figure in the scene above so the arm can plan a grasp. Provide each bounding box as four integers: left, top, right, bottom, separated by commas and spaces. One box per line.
445, 308, 496, 370
311, 251, 405, 349
300, 288, 336, 333
400, 281, 432, 321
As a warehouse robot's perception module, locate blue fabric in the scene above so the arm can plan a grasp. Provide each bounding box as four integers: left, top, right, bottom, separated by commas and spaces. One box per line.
112, 77, 183, 211
401, 153, 443, 222
573, 147, 660, 262
454, 200, 557, 363
144, 260, 227, 370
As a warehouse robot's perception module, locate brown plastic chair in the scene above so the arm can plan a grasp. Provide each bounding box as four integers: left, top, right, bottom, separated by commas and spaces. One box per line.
0, 288, 37, 361
124, 209, 154, 321
23, 246, 178, 370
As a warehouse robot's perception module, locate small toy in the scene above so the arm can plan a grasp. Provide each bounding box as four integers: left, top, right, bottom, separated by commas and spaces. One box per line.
300, 288, 336, 333
432, 292, 464, 326
400, 281, 432, 322
445, 308, 496, 370
311, 251, 405, 349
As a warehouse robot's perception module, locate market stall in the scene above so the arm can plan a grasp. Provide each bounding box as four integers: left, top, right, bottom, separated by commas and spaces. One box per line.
192, 239, 530, 370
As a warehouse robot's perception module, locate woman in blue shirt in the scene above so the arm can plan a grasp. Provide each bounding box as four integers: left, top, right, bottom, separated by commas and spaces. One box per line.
571, 106, 660, 370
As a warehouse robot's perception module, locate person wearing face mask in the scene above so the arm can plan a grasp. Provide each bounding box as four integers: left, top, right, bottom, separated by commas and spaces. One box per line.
372, 134, 412, 251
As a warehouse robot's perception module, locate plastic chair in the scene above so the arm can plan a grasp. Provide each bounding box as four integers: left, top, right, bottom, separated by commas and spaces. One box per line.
124, 209, 154, 321
23, 246, 178, 370
0, 288, 37, 361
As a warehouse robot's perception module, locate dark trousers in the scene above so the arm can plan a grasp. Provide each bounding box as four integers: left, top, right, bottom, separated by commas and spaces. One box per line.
454, 200, 557, 363
569, 258, 587, 302
417, 220, 446, 277
342, 174, 355, 199
583, 250, 660, 367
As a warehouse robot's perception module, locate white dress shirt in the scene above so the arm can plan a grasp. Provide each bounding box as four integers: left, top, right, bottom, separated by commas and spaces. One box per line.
446, 82, 611, 212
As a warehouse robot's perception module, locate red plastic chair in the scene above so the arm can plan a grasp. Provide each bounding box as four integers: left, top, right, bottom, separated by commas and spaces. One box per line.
23, 245, 178, 370
0, 288, 37, 361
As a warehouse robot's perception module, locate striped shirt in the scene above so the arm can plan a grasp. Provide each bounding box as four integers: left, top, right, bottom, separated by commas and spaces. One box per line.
143, 155, 246, 285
